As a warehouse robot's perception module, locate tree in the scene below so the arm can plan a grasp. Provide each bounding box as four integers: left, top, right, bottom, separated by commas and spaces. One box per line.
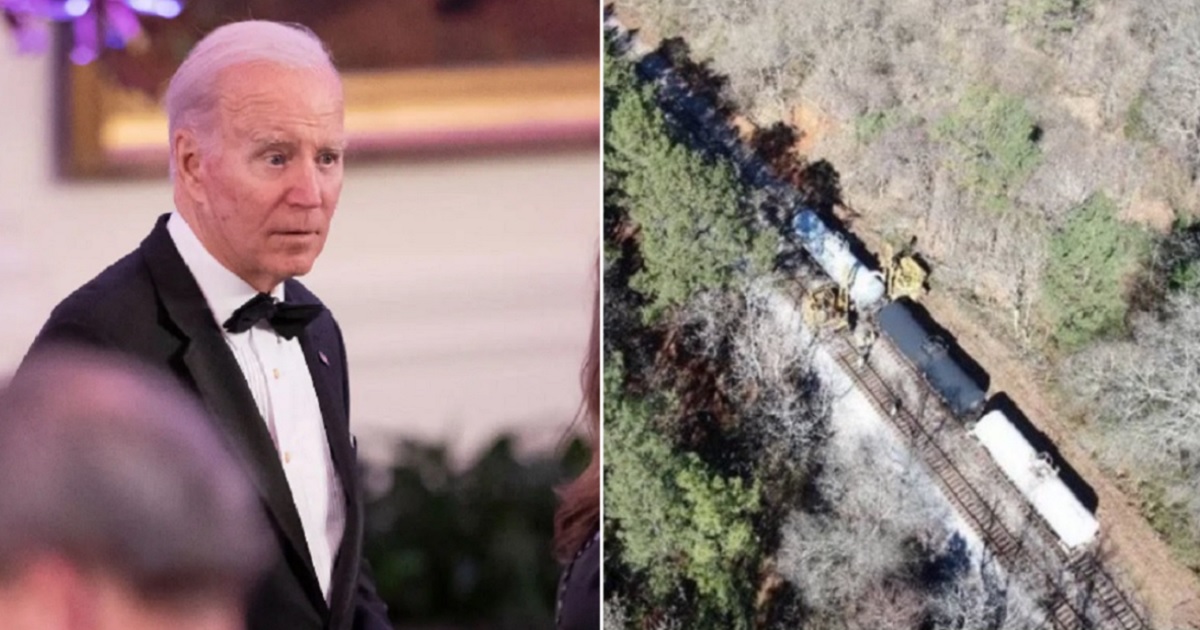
773, 429, 1029, 629
934, 86, 1043, 214
675, 282, 830, 500
778, 432, 951, 622
606, 74, 770, 322
1142, 4, 1200, 179
1066, 289, 1200, 569
1040, 193, 1149, 350
604, 354, 763, 628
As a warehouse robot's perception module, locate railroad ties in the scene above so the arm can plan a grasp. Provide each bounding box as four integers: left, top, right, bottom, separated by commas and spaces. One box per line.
827, 335, 1148, 630
608, 20, 1152, 627
1065, 554, 1148, 630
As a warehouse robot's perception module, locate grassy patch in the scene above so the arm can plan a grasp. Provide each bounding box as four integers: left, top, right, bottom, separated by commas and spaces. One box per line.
854, 108, 903, 145
1007, 0, 1094, 34
1139, 480, 1200, 572
1123, 91, 1154, 144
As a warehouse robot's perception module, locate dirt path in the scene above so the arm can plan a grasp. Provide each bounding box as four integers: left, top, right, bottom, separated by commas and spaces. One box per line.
849, 215, 1200, 629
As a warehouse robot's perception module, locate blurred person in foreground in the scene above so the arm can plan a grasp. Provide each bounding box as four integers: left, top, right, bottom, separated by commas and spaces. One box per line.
553, 277, 600, 630
0, 346, 271, 630
20, 19, 390, 630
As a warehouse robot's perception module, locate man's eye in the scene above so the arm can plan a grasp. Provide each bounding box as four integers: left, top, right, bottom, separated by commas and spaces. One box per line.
319, 152, 341, 166
267, 154, 287, 166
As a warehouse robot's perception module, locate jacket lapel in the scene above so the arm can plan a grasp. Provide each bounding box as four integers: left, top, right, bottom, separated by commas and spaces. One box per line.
139, 216, 325, 606
289, 281, 360, 628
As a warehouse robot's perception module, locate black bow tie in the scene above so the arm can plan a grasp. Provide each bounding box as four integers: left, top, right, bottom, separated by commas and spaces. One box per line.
223, 293, 324, 339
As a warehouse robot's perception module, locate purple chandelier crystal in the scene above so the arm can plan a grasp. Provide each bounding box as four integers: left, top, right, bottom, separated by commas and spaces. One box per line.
2, 0, 184, 63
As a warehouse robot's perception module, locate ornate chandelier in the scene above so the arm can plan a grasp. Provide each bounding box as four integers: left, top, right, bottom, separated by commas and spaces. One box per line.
2, 0, 184, 64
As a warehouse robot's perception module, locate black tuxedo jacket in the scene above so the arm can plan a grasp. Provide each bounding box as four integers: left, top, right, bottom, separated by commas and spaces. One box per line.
21, 214, 391, 630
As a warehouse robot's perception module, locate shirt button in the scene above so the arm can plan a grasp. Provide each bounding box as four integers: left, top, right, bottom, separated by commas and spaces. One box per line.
273, 368, 281, 380
284, 451, 292, 464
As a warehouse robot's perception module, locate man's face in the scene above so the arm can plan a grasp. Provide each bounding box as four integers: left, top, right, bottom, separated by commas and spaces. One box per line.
185, 62, 346, 292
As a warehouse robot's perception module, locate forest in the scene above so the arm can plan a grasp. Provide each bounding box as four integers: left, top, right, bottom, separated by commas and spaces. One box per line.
603, 0, 1200, 627
604, 32, 1034, 629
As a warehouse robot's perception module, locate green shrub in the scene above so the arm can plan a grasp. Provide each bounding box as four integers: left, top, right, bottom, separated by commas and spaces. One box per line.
1170, 261, 1200, 292
854, 108, 903, 144
935, 86, 1042, 213
363, 435, 588, 629
1139, 480, 1200, 572
1041, 193, 1149, 349
1150, 220, 1200, 294
1123, 91, 1154, 144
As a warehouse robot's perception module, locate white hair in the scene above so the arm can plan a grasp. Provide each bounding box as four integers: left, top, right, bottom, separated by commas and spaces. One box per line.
164, 20, 337, 177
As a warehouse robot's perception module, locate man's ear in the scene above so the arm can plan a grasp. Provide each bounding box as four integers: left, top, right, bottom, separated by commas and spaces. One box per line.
173, 128, 207, 202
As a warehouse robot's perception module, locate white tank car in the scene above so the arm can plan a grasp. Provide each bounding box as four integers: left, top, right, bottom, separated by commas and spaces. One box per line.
791, 210, 885, 310
972, 410, 1099, 549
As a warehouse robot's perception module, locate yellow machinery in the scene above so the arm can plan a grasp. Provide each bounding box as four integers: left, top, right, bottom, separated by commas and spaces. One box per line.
882, 238, 928, 301
801, 281, 849, 332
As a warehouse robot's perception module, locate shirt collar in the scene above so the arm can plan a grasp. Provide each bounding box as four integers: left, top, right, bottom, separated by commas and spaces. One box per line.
166, 211, 285, 328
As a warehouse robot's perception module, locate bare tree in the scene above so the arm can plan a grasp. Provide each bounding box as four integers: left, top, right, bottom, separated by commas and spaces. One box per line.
1143, 5, 1200, 179
1066, 290, 1200, 546
850, 578, 929, 630
676, 279, 830, 467
777, 431, 953, 623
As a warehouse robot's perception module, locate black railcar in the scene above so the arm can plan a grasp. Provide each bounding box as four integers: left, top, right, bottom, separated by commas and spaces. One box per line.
877, 299, 987, 419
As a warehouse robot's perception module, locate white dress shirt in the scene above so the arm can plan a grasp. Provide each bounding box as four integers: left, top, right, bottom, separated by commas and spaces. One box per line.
168, 212, 345, 601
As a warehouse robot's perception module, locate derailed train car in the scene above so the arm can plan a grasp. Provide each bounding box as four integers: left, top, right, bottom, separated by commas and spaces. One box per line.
790, 208, 886, 310
876, 299, 988, 420
788, 207, 1097, 550
972, 410, 1099, 549
877, 301, 1099, 549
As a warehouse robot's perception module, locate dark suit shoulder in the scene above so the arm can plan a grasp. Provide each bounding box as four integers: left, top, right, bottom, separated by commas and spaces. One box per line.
32, 248, 167, 356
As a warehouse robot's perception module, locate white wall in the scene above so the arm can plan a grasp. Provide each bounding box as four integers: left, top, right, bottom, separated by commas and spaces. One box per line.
0, 42, 599, 465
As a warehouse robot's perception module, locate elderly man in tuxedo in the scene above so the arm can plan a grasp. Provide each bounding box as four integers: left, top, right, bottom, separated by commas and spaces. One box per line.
21, 20, 391, 630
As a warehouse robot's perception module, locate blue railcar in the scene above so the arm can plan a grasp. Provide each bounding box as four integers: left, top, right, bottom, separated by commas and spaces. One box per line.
878, 299, 987, 419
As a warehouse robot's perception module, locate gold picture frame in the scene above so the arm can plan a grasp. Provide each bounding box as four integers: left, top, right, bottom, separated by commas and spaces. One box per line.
62, 57, 600, 179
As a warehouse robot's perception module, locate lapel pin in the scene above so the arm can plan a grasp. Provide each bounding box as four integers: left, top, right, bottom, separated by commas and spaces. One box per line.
318, 351, 330, 366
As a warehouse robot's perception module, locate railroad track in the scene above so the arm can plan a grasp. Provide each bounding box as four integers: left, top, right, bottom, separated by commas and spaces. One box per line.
608, 21, 1153, 628
827, 335, 1147, 630
1066, 554, 1148, 630
862, 337, 1150, 630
